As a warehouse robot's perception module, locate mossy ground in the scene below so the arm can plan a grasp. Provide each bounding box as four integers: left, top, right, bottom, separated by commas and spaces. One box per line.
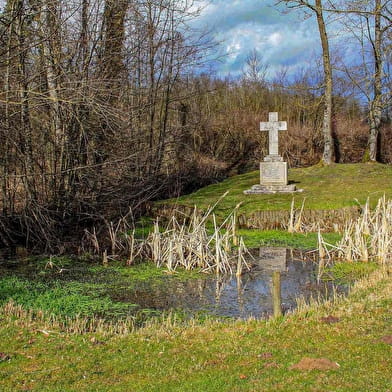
0, 258, 204, 323
238, 229, 341, 249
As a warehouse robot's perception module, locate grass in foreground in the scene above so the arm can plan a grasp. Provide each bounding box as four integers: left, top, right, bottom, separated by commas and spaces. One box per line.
159, 163, 392, 216
0, 267, 391, 391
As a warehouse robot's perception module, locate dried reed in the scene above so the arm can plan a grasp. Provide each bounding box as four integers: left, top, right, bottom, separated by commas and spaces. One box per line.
84, 213, 145, 264
287, 198, 311, 233
145, 206, 251, 275
83, 194, 251, 275
318, 196, 392, 264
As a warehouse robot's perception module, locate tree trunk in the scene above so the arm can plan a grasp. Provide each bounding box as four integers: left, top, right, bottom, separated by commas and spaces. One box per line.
366, 0, 382, 162
2, 1, 14, 214
101, 0, 127, 83
315, 0, 334, 165
16, 0, 35, 200
40, 0, 64, 202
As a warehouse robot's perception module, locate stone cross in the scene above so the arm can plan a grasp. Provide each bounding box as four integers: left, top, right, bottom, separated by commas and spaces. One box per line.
243, 110, 298, 194
260, 112, 287, 156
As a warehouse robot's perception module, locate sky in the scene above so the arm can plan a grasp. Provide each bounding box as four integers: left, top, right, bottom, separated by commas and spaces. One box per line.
0, 0, 350, 82
191, 0, 324, 79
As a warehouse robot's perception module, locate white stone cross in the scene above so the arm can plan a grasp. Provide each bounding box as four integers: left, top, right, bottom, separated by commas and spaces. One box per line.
260, 112, 287, 156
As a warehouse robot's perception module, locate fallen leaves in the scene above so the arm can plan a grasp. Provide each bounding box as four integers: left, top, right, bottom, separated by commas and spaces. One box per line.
320, 315, 341, 324
290, 357, 340, 371
379, 335, 392, 345
0, 352, 11, 362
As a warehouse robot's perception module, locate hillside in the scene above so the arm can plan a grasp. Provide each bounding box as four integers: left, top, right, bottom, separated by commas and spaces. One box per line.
160, 163, 392, 215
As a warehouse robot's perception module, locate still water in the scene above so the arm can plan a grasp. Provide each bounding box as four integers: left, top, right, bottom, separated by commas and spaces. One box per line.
110, 248, 341, 319
0, 248, 343, 320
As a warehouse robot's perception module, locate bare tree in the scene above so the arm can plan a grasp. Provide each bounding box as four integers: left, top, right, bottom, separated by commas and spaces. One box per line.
368, 0, 384, 161
279, 0, 335, 164
327, 0, 391, 161
242, 49, 269, 86
0, 0, 218, 251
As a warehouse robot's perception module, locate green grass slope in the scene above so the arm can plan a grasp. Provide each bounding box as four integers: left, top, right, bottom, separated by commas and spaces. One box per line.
161, 163, 392, 216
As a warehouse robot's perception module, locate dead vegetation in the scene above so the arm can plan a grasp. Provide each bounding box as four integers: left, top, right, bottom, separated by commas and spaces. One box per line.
146, 207, 251, 275
84, 198, 252, 275
318, 196, 392, 264
286, 199, 362, 233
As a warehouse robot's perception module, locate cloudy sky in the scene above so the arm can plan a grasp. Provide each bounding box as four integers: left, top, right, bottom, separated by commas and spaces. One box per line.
192, 0, 325, 78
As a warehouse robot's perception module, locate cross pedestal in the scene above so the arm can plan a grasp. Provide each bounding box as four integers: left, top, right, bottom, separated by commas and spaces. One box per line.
244, 112, 299, 194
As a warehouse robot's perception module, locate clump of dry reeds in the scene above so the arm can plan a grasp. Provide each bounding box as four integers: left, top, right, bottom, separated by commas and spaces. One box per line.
84, 196, 251, 275
83, 208, 146, 266
288, 198, 307, 233
318, 196, 392, 264
145, 204, 251, 275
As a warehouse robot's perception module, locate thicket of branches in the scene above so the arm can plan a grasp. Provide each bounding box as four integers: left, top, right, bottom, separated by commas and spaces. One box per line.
0, 0, 390, 253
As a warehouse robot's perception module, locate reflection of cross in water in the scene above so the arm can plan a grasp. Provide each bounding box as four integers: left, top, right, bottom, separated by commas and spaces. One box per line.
215, 278, 224, 304
260, 112, 287, 156
236, 275, 245, 315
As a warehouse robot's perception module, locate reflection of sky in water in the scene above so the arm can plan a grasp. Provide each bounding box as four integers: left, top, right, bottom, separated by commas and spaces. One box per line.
129, 248, 341, 319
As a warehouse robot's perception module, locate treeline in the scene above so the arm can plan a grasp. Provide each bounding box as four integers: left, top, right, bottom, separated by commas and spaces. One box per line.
0, 0, 390, 252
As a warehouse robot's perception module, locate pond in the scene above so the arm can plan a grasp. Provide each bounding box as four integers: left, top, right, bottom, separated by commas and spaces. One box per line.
121, 247, 342, 319
0, 248, 345, 320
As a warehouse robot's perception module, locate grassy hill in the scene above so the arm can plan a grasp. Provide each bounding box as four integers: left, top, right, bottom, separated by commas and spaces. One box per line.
160, 163, 392, 215
153, 163, 392, 249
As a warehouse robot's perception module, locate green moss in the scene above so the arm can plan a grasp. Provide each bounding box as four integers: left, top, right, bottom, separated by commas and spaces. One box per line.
362, 149, 370, 163
323, 261, 379, 284
89, 261, 203, 282
0, 259, 208, 323
238, 229, 341, 249
0, 277, 136, 318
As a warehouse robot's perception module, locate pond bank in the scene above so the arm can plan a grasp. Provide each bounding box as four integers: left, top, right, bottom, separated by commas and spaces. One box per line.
154, 204, 361, 231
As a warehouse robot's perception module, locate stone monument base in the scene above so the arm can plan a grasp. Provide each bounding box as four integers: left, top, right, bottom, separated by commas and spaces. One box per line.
260, 160, 288, 185
243, 183, 299, 194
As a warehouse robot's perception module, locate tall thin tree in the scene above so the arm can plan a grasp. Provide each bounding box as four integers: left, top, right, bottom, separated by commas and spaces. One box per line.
279, 0, 335, 164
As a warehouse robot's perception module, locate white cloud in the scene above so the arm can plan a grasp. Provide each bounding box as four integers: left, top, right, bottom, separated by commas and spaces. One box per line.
191, 0, 322, 78
268, 32, 282, 46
